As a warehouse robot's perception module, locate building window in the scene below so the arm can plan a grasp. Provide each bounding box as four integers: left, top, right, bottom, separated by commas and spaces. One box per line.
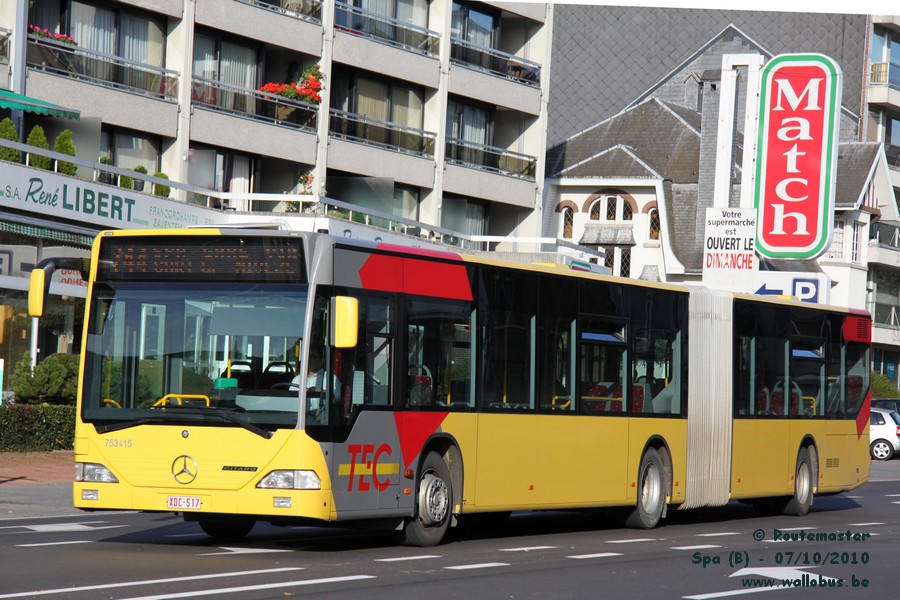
442, 195, 487, 237
451, 2, 498, 48
562, 207, 573, 239
620, 247, 631, 278
827, 221, 844, 260
604, 247, 613, 270
851, 222, 862, 263
591, 195, 635, 222
193, 32, 259, 112
332, 69, 425, 130
100, 127, 160, 173
446, 98, 493, 146
649, 208, 660, 240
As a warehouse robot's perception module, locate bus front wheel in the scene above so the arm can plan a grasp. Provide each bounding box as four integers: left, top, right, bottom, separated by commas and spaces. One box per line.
783, 446, 816, 516
397, 451, 452, 547
625, 447, 667, 529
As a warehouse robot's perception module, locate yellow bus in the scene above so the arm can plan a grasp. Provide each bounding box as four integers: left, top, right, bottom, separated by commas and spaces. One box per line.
28, 228, 871, 546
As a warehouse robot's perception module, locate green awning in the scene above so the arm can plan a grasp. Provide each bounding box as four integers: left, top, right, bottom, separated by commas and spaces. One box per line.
0, 89, 80, 120
0, 221, 93, 247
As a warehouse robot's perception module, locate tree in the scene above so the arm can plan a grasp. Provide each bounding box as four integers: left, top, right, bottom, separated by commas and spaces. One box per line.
0, 117, 20, 163
871, 371, 899, 399
25, 125, 52, 170
53, 129, 77, 175
9, 352, 79, 405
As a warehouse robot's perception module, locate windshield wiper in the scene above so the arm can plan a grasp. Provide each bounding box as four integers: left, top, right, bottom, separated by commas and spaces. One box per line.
96, 418, 161, 434
153, 405, 274, 439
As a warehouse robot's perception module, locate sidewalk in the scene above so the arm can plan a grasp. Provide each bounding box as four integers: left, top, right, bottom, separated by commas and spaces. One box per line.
0, 451, 74, 486
0, 451, 79, 519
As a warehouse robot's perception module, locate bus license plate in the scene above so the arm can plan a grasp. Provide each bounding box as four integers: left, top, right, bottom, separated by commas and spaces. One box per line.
167, 496, 202, 510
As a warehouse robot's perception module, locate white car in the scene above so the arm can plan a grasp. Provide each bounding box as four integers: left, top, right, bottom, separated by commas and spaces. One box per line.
870, 407, 900, 461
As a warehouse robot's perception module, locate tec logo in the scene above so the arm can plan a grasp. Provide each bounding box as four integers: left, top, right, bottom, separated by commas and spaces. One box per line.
339, 443, 399, 492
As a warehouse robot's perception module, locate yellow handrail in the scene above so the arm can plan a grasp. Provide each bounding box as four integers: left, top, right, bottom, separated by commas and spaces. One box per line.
151, 394, 211, 408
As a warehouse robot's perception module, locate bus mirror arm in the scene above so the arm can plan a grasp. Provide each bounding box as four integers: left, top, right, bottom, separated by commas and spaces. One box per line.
28, 257, 91, 318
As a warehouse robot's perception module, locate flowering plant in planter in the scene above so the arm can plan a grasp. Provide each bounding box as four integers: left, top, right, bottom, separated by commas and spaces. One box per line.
299, 171, 314, 194
258, 64, 324, 105
28, 24, 77, 45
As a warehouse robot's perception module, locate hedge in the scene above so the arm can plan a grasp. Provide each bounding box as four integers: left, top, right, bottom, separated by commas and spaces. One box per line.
0, 404, 75, 451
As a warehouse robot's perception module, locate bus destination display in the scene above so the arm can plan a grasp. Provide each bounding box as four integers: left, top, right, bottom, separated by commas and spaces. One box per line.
97, 236, 305, 282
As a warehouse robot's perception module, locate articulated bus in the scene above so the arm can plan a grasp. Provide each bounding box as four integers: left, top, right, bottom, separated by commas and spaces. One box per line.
28, 228, 871, 546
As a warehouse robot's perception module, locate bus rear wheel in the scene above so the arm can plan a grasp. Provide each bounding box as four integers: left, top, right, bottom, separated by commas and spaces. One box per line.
783, 446, 816, 516
397, 451, 452, 547
625, 448, 667, 529
197, 518, 256, 542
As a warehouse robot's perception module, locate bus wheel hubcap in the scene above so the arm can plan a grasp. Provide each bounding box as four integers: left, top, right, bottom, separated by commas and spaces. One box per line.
419, 473, 449, 526
641, 464, 661, 512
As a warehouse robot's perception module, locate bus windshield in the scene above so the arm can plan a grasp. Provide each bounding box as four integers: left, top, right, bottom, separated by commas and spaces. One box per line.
82, 282, 308, 431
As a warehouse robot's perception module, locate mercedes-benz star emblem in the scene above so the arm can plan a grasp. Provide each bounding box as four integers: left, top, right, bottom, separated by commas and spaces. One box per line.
172, 455, 198, 485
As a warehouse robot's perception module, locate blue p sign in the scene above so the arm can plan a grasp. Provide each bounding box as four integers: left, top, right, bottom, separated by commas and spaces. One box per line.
792, 278, 820, 302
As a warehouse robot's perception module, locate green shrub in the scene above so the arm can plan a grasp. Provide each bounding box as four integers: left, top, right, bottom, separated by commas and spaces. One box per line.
152, 171, 171, 197
0, 404, 75, 451
53, 129, 77, 175
9, 352, 79, 405
119, 173, 133, 189
0, 117, 20, 162
871, 371, 899, 399
26, 125, 52, 170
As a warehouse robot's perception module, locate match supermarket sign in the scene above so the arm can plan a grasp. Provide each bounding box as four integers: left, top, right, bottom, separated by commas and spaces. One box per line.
754, 53, 842, 260
702, 207, 757, 292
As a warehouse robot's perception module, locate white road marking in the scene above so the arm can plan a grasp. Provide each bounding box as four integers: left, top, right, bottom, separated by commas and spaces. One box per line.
606, 538, 656, 543
119, 575, 376, 599
0, 522, 124, 533
671, 545, 721, 550
567, 552, 623, 559
499, 545, 557, 552
0, 568, 304, 599
16, 540, 92, 547
375, 555, 442, 562
445, 563, 509, 570
848, 522, 883, 526
683, 587, 783, 598
197, 547, 293, 556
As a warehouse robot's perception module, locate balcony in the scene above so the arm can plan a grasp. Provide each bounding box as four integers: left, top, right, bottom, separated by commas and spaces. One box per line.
26, 36, 178, 100
334, 2, 439, 56
329, 109, 436, 157
445, 137, 536, 179
450, 38, 540, 86
235, 0, 323, 23
191, 77, 318, 131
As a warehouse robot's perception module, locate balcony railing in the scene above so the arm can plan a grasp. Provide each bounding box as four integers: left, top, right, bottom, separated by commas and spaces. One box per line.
191, 76, 318, 131
870, 61, 900, 89
872, 221, 900, 249
329, 109, 436, 156
450, 38, 540, 86
26, 36, 178, 100
235, 0, 322, 23
334, 2, 439, 56
445, 137, 536, 178
874, 302, 900, 328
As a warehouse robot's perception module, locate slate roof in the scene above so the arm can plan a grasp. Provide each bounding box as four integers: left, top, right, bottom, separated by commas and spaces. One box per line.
547, 98, 702, 183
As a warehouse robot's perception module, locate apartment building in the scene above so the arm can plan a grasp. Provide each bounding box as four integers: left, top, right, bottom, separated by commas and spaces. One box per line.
0, 0, 551, 379
864, 15, 900, 382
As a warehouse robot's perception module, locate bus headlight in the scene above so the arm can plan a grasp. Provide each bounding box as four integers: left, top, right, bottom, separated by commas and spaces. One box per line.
75, 462, 119, 483
257, 470, 320, 490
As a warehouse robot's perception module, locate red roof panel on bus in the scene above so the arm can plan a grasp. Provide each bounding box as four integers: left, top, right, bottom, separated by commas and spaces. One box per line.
359, 252, 473, 301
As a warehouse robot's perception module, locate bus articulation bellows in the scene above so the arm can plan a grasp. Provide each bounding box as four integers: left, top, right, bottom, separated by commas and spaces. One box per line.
29, 228, 871, 546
